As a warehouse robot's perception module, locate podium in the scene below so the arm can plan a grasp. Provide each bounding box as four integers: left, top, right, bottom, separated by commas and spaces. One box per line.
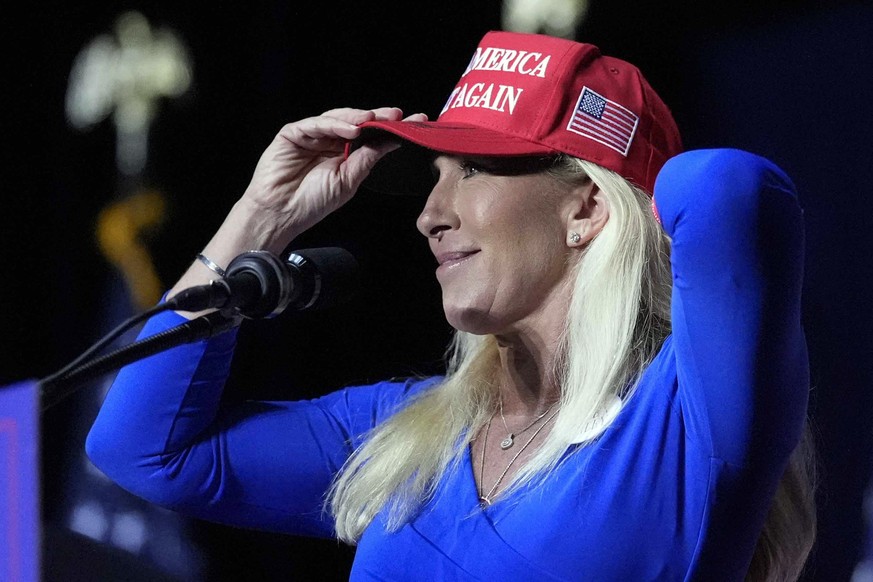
1, 380, 39, 582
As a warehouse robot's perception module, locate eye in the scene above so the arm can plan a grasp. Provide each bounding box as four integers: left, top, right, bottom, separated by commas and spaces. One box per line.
459, 160, 481, 179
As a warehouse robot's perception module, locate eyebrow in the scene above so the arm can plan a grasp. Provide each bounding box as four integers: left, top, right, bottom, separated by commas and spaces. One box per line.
430, 154, 559, 177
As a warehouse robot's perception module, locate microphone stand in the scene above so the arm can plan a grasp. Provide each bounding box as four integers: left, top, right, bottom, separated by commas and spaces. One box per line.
39, 312, 240, 412
38, 247, 357, 413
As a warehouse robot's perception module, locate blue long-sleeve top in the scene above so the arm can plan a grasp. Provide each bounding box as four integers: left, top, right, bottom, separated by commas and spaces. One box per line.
87, 149, 809, 580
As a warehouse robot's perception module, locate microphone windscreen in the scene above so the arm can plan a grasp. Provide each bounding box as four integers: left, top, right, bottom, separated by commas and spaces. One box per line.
286, 247, 360, 310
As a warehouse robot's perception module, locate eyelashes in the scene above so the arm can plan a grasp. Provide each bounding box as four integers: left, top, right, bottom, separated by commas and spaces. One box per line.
459, 160, 481, 179
431, 155, 555, 181
429, 158, 482, 181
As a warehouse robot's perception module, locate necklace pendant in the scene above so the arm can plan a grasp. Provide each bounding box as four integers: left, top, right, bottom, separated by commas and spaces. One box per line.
499, 435, 514, 450
479, 496, 492, 507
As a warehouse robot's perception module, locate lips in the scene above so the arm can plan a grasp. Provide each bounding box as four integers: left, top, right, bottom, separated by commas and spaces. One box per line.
436, 250, 479, 266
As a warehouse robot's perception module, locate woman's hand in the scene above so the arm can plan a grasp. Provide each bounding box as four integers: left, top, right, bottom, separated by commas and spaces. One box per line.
168, 106, 426, 311
242, 107, 425, 242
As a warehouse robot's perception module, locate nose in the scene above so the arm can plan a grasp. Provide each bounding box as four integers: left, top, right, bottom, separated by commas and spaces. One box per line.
416, 180, 458, 239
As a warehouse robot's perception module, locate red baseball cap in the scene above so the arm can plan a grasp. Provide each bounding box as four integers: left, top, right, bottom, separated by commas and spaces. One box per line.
357, 31, 682, 195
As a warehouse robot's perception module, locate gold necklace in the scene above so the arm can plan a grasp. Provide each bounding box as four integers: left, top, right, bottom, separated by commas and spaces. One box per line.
478, 407, 560, 507
497, 399, 558, 450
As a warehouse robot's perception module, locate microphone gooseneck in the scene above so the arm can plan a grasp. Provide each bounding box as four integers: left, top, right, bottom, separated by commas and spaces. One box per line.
38, 247, 360, 410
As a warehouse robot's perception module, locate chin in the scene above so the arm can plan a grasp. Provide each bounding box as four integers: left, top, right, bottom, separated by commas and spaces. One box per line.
443, 304, 503, 336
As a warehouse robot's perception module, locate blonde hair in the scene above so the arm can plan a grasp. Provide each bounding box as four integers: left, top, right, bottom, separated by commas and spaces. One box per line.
746, 425, 818, 581
327, 156, 815, 580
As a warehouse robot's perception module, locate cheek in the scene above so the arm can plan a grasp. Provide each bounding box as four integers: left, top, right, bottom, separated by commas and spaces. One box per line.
476, 192, 562, 244
501, 216, 572, 298
475, 197, 569, 292
497, 210, 566, 259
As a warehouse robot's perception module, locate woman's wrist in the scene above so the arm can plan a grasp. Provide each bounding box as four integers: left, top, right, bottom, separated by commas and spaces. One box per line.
167, 197, 302, 306
224, 196, 300, 255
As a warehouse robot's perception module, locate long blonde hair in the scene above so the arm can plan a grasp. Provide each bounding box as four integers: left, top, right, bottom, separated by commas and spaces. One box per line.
327, 156, 815, 580
746, 424, 817, 581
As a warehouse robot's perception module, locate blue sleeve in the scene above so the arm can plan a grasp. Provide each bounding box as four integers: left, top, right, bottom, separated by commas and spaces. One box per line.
86, 310, 438, 538
654, 149, 809, 466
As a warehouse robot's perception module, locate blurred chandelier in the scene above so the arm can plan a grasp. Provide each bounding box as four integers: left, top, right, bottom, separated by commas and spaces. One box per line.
65, 10, 192, 176
501, 0, 590, 38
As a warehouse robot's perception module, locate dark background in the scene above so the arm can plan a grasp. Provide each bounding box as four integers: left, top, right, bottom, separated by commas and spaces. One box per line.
3, 1, 872, 580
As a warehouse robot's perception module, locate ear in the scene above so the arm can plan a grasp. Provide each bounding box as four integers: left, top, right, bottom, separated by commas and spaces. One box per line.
564, 182, 609, 247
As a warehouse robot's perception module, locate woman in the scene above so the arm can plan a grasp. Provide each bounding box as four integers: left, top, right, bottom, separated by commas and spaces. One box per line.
87, 31, 815, 580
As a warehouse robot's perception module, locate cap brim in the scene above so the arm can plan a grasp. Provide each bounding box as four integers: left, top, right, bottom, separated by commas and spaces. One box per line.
355, 139, 434, 197
351, 120, 560, 196
355, 120, 557, 157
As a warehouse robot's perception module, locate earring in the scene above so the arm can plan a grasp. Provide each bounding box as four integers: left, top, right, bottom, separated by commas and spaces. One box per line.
569, 232, 581, 244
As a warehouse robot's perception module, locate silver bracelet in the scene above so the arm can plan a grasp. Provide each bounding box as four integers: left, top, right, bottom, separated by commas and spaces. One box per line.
196, 253, 226, 277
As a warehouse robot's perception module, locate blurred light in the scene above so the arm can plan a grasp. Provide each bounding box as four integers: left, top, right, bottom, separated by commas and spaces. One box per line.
501, 0, 590, 38
95, 188, 167, 308
65, 10, 192, 175
853, 562, 873, 582
69, 501, 109, 541
110, 511, 148, 553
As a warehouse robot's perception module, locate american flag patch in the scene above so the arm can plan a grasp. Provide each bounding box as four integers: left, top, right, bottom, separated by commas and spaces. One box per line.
567, 87, 639, 156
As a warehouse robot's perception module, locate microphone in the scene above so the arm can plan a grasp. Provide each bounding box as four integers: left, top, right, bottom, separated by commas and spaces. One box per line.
168, 247, 359, 318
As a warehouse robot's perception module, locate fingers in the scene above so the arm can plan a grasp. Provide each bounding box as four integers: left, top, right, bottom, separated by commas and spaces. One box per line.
278, 107, 414, 152
369, 107, 405, 121
342, 110, 430, 179
318, 106, 403, 125
271, 106, 430, 182
339, 147, 386, 194
280, 117, 359, 152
